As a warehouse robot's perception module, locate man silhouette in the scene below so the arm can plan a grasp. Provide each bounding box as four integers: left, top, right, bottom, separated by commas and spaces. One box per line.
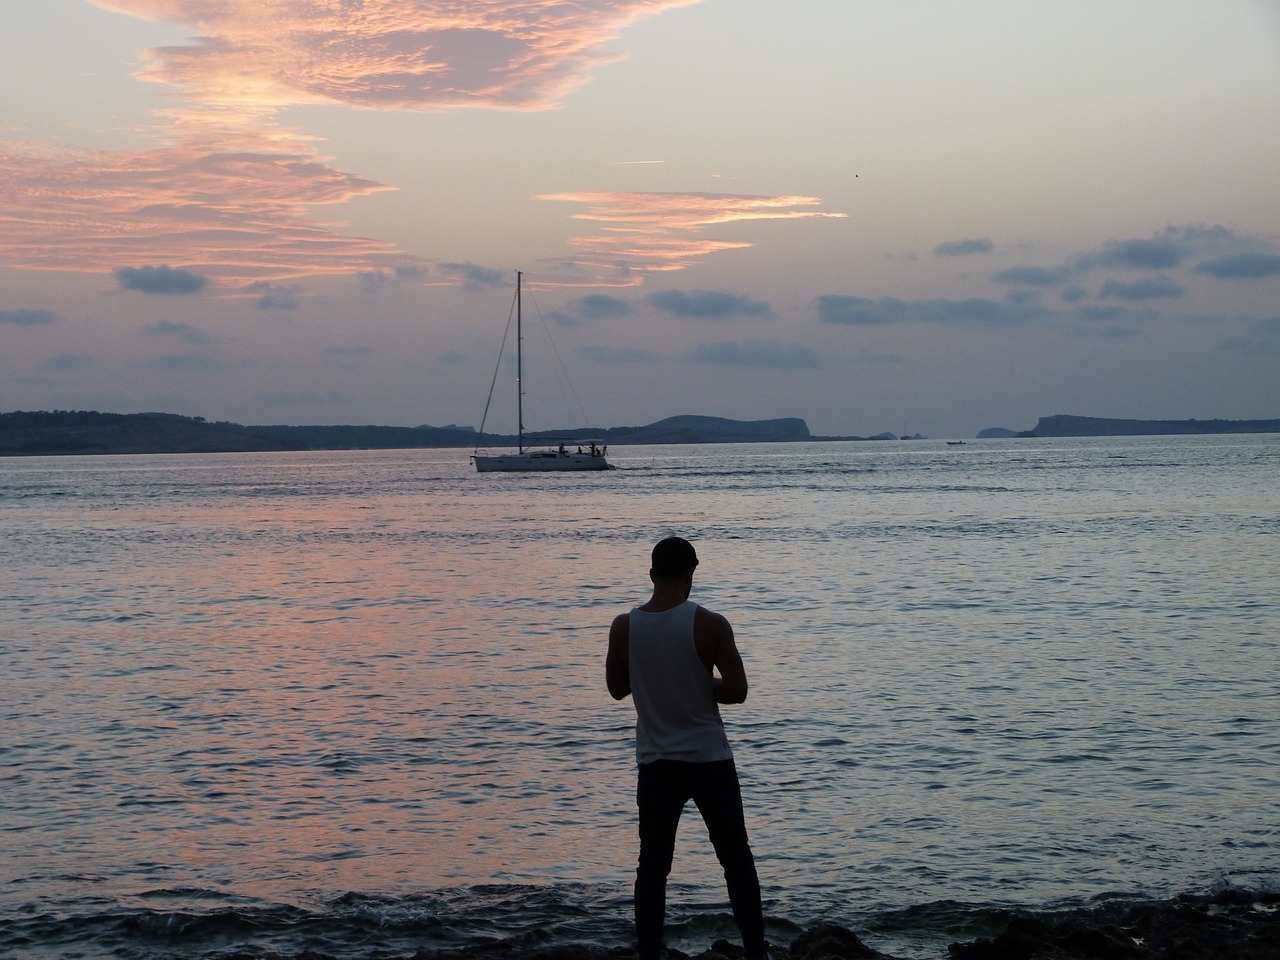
606, 536, 768, 960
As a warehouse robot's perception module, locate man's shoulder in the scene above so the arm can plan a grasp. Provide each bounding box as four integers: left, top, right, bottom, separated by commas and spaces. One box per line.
693, 605, 732, 630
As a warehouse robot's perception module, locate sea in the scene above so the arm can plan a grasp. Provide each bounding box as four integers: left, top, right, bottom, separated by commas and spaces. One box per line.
2, 435, 1277, 960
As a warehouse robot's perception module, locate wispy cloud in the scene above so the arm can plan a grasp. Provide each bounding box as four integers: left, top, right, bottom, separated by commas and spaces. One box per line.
549, 293, 634, 326
246, 281, 300, 310
38, 352, 94, 372
1091, 235, 1194, 270
816, 295, 1047, 328
814, 293, 1164, 340
992, 265, 1074, 287
649, 289, 771, 320
1194, 252, 1280, 280
574, 293, 634, 319
89, 0, 703, 111
691, 339, 823, 369
1079, 225, 1243, 271
0, 309, 58, 326
0, 137, 412, 284
935, 237, 994, 257
141, 320, 223, 343
1098, 276, 1185, 300
537, 191, 845, 277
9, 4, 846, 291
982, 225, 1279, 301
117, 265, 208, 295
437, 262, 506, 291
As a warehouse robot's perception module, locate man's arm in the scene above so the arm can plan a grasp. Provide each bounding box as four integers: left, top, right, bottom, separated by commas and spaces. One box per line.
696, 607, 748, 704
606, 613, 631, 700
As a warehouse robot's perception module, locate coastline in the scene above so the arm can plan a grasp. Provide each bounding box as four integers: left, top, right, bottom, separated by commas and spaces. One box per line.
1020, 414, 1280, 438
5, 409, 1280, 456
8, 889, 1272, 960
192, 890, 1280, 960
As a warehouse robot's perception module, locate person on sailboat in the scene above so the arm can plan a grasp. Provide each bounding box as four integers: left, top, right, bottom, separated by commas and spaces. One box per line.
605, 537, 770, 960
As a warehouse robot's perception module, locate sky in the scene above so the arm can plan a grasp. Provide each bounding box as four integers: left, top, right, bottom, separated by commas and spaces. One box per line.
2, 1, 1279, 439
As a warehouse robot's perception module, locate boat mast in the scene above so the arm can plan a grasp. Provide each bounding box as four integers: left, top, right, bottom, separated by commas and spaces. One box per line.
516, 270, 524, 454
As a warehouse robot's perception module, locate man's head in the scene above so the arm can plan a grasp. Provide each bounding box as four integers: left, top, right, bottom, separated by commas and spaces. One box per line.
650, 536, 699, 581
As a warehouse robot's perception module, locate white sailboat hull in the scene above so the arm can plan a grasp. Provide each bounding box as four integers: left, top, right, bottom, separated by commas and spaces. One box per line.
473, 450, 611, 472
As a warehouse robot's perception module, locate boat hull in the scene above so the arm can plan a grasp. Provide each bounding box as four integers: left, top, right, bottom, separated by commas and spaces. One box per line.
473, 451, 611, 472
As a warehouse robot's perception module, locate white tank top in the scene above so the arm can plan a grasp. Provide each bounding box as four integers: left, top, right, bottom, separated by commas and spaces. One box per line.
628, 600, 733, 764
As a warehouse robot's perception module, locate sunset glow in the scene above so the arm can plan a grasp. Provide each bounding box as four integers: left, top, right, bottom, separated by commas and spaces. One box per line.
90, 0, 703, 110
2, 1, 1277, 436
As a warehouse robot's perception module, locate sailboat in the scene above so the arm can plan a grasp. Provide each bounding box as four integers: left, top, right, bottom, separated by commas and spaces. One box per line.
472, 271, 611, 472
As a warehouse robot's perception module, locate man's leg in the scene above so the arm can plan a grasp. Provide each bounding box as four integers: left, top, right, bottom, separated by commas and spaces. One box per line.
690, 760, 767, 959
636, 761, 689, 960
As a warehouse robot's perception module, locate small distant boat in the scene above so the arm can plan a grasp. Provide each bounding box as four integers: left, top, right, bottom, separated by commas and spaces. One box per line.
947, 441, 967, 446
472, 272, 611, 473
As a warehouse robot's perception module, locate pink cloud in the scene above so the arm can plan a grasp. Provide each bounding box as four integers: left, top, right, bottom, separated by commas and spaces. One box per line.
537, 191, 847, 275
89, 0, 703, 110
0, 135, 416, 284
8, 4, 845, 290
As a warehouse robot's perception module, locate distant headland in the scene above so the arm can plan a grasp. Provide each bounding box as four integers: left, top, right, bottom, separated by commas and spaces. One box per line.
986, 414, 1280, 439
2, 410, 1277, 456
0, 411, 834, 456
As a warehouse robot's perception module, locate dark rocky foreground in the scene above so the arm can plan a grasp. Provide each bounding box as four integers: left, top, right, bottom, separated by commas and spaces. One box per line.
211, 891, 1278, 960
941, 890, 1280, 959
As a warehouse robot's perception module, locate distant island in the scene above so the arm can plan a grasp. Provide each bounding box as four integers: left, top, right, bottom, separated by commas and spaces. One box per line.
3, 410, 1276, 456
0, 410, 856, 456
1008, 414, 1280, 438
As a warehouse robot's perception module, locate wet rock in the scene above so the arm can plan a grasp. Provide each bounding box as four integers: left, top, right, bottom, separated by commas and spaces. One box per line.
946, 891, 1280, 960
708, 938, 746, 958
790, 923, 884, 960
947, 916, 1143, 960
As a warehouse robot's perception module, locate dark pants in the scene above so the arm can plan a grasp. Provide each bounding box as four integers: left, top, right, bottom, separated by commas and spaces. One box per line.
634, 759, 765, 960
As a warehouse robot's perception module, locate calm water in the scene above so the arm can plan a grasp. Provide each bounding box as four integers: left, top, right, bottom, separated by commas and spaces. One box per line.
2, 436, 1278, 959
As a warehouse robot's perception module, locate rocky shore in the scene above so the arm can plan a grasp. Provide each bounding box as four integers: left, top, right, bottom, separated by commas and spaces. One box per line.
212, 890, 1277, 960
941, 889, 1280, 959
